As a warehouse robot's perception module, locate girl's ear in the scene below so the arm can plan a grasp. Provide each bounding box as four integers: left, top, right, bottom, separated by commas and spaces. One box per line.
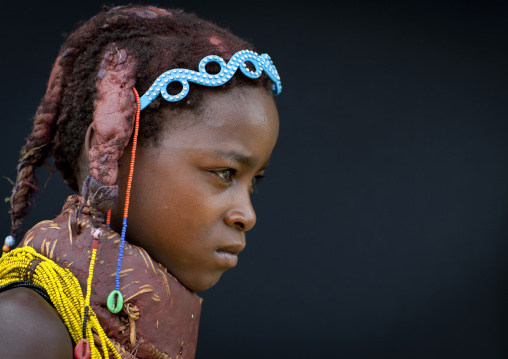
84, 123, 98, 155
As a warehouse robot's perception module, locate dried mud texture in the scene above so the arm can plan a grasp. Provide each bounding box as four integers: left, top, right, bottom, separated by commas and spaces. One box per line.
88, 45, 137, 225
20, 195, 203, 359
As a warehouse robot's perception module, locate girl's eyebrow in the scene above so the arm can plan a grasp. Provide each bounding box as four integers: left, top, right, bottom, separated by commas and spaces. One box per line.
211, 149, 257, 168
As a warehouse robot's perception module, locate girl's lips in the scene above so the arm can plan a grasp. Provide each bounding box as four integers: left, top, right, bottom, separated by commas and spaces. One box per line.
215, 242, 245, 268
215, 249, 239, 268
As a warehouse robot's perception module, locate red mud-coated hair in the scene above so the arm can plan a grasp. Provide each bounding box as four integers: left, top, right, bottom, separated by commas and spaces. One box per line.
9, 5, 273, 237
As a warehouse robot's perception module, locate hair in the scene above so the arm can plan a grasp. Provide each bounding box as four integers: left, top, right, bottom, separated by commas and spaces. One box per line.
9, 4, 273, 239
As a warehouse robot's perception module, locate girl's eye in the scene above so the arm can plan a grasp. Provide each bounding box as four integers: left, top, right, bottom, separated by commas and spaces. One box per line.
250, 175, 265, 190
214, 170, 265, 190
215, 169, 235, 182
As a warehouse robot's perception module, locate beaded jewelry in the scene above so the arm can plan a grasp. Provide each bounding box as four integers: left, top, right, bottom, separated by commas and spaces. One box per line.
2, 48, 281, 255
106, 210, 112, 228
139, 49, 282, 109
2, 235, 15, 253
0, 246, 121, 359
105, 87, 140, 314
1, 49, 282, 356
76, 87, 139, 355
106, 51, 282, 313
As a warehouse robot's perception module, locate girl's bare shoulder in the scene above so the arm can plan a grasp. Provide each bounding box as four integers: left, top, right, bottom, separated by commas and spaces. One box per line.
0, 287, 73, 358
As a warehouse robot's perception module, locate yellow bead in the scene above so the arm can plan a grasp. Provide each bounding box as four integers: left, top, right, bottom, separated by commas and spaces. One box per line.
0, 247, 120, 359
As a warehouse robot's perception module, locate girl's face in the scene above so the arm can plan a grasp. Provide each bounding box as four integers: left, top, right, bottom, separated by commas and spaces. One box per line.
111, 86, 279, 292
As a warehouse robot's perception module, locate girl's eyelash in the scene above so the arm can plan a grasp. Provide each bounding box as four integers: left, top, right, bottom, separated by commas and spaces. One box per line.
250, 175, 265, 191
213, 170, 266, 191
252, 175, 265, 185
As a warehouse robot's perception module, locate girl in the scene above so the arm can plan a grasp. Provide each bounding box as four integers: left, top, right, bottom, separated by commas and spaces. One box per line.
0, 5, 281, 359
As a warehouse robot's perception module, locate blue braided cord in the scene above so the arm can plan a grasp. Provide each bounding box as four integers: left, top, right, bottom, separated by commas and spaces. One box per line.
139, 50, 282, 110
115, 217, 128, 291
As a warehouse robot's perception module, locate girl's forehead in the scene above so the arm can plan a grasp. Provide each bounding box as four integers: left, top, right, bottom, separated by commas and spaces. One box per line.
165, 88, 277, 139
150, 88, 279, 160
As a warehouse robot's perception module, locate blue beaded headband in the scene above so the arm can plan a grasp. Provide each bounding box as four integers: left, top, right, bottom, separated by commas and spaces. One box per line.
139, 49, 282, 110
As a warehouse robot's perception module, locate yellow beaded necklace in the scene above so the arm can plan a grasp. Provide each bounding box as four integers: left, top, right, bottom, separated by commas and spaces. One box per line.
0, 246, 121, 359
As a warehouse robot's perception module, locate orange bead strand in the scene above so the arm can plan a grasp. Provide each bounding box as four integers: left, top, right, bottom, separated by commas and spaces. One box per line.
124, 87, 141, 219
106, 210, 111, 227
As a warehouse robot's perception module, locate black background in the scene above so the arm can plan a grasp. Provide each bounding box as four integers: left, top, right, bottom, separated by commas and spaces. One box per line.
1, 1, 508, 358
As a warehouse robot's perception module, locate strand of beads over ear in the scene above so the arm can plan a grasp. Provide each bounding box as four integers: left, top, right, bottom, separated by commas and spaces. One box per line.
107, 87, 141, 314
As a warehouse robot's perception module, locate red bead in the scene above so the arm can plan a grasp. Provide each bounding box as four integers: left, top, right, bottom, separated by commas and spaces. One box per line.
2, 245, 10, 252
74, 339, 91, 359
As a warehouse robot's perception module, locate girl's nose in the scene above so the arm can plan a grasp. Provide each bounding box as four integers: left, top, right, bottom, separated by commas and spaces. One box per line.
223, 193, 257, 232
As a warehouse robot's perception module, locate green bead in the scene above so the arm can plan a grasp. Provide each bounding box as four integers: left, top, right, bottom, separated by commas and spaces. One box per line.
107, 290, 123, 313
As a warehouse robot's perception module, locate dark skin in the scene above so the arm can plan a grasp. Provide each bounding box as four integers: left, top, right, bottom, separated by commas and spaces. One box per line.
0, 86, 279, 357
0, 288, 73, 358
108, 86, 279, 292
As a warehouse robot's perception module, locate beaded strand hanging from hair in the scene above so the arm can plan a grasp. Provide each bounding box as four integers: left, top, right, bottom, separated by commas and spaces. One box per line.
106, 87, 141, 314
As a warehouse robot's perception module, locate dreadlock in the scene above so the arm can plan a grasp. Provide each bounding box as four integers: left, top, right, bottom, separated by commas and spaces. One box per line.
9, 4, 273, 239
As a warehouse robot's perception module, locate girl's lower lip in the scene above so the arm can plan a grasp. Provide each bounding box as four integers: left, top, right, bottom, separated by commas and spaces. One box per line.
215, 250, 238, 268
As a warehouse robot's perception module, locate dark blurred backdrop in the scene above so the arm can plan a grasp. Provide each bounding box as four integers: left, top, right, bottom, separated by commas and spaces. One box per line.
1, 1, 507, 358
